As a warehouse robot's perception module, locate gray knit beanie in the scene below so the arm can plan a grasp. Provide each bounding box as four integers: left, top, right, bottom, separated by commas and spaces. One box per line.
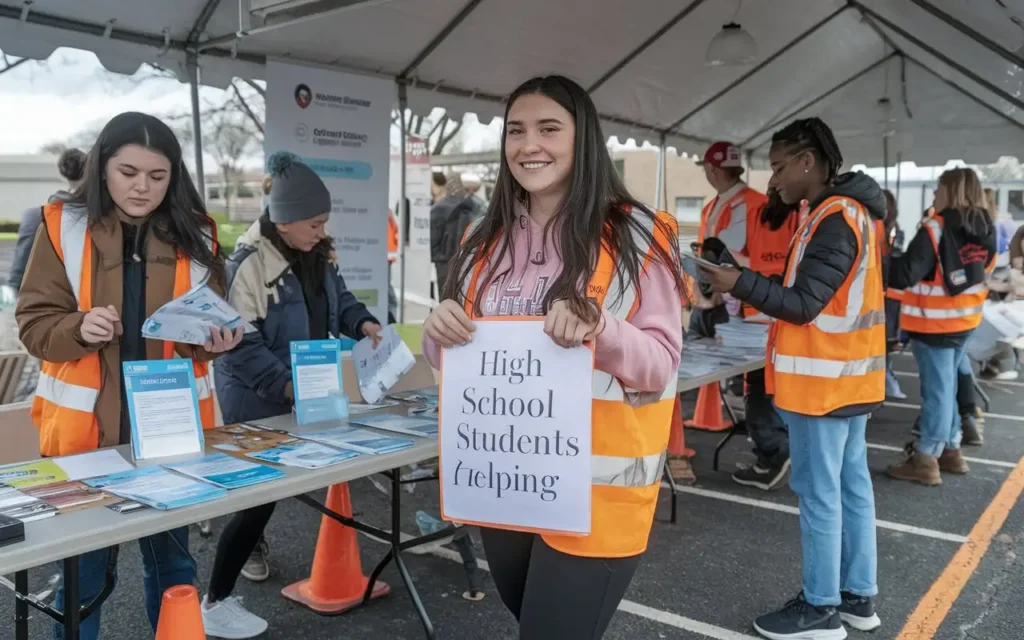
266, 152, 332, 223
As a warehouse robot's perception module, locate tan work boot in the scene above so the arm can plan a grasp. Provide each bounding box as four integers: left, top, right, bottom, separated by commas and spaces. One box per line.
667, 455, 697, 486
939, 448, 969, 474
888, 447, 941, 486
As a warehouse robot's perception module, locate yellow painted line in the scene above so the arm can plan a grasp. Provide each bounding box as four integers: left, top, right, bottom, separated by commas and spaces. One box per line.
896, 456, 1024, 640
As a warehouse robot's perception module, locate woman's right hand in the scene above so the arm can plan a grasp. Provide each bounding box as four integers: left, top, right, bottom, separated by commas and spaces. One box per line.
424, 300, 475, 347
80, 306, 122, 344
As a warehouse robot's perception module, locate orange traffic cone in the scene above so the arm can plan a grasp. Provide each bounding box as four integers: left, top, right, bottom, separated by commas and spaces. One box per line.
154, 585, 205, 640
668, 396, 695, 457
684, 383, 732, 432
282, 483, 391, 614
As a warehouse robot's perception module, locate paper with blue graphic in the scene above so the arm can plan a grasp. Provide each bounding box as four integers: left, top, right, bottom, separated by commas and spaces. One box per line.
85, 466, 226, 510
163, 453, 285, 489
141, 283, 250, 346
351, 326, 416, 404
299, 425, 414, 455
123, 360, 204, 461
247, 441, 359, 469
349, 414, 438, 439
291, 340, 349, 425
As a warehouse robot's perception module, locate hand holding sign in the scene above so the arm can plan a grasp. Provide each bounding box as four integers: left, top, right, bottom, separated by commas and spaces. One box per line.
544, 300, 605, 349
425, 300, 475, 347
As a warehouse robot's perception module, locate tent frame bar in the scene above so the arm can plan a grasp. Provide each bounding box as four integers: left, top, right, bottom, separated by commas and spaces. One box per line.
905, 0, 1024, 70
399, 0, 484, 79
587, 0, 707, 94
662, 5, 849, 136
185, 0, 224, 201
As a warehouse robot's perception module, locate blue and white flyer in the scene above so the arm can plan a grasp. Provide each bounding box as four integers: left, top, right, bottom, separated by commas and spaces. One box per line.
123, 360, 204, 461
351, 326, 416, 404
141, 283, 250, 345
349, 414, 439, 439
299, 425, 415, 455
291, 340, 348, 425
247, 441, 359, 469
163, 453, 285, 489
85, 467, 226, 510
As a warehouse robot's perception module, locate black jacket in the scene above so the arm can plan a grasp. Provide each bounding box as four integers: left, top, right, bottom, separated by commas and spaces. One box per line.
731, 171, 886, 416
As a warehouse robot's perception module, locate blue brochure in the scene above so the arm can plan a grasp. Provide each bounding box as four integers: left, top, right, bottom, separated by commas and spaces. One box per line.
290, 340, 349, 425
123, 360, 204, 461
247, 442, 360, 469
163, 453, 286, 489
349, 414, 439, 439
85, 466, 226, 510
299, 425, 415, 455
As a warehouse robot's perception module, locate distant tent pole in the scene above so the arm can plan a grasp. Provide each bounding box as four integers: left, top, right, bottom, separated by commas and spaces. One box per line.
655, 133, 667, 210
186, 52, 205, 200
397, 81, 409, 323
895, 151, 902, 194
883, 137, 889, 190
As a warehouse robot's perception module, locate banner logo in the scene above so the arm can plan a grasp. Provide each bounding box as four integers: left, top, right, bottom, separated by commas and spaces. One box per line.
295, 83, 313, 109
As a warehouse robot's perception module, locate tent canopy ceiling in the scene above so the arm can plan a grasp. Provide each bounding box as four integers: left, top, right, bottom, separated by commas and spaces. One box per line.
3, 0, 1024, 166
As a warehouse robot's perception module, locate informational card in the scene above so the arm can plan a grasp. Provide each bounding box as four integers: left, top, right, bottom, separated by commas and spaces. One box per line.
0, 483, 58, 522
53, 449, 134, 481
206, 425, 299, 455
247, 441, 360, 469
439, 320, 593, 535
349, 400, 399, 415
22, 481, 115, 512
141, 283, 250, 345
388, 388, 438, 408
163, 453, 286, 489
291, 340, 349, 425
84, 467, 227, 510
350, 414, 439, 439
298, 425, 415, 455
123, 360, 205, 461
352, 326, 416, 404
0, 460, 68, 489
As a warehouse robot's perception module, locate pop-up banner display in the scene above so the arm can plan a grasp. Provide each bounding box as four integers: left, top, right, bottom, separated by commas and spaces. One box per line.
265, 59, 393, 324
439, 320, 594, 535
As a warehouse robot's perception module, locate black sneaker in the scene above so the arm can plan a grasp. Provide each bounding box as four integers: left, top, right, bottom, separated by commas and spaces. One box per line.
911, 416, 920, 437
753, 593, 846, 639
838, 592, 881, 632
961, 413, 984, 446
732, 458, 791, 491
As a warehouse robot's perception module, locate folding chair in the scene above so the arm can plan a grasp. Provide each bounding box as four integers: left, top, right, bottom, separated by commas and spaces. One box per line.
0, 350, 27, 405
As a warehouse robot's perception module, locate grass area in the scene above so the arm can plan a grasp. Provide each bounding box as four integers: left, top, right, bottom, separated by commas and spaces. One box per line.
393, 323, 423, 355
0, 233, 17, 241
208, 212, 248, 254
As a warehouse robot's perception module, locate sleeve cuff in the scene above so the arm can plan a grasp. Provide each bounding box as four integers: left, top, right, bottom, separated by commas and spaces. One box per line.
731, 268, 758, 301
594, 308, 622, 354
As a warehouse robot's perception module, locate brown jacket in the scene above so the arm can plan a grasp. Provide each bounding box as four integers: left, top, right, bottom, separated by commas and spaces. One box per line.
16, 210, 226, 450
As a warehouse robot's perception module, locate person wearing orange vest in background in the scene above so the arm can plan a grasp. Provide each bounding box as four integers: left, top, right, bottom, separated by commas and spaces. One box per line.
730, 178, 799, 491
702, 118, 885, 638
422, 76, 682, 639
15, 112, 243, 640
387, 207, 400, 323
887, 168, 996, 486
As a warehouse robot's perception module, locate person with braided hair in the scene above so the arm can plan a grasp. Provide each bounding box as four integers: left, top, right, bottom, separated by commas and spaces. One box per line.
701, 117, 885, 639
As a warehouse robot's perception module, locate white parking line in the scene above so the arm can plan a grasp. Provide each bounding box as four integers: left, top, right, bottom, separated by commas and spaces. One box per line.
883, 401, 1024, 423
865, 442, 1018, 468
893, 370, 1024, 388
666, 485, 968, 543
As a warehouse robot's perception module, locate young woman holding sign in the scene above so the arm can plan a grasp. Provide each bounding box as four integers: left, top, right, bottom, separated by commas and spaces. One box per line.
16, 112, 242, 640
421, 76, 683, 639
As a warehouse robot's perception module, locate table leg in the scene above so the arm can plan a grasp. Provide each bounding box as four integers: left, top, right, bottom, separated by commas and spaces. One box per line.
14, 570, 28, 640
662, 461, 678, 524
63, 556, 80, 640
713, 392, 747, 472
387, 469, 435, 640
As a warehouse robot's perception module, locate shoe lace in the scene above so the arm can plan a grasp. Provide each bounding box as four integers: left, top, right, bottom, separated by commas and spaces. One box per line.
220, 596, 252, 620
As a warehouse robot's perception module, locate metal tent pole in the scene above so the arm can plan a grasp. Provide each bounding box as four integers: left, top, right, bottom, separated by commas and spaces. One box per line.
187, 52, 206, 199
398, 82, 408, 323
655, 133, 667, 210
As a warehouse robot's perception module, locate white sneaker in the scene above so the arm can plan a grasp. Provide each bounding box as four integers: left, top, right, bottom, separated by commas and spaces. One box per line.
201, 595, 268, 639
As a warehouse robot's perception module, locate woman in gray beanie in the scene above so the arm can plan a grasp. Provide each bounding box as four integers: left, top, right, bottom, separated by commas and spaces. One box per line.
200, 153, 382, 637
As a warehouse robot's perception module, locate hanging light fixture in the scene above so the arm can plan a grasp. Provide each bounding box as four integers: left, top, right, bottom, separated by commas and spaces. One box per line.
706, 22, 758, 66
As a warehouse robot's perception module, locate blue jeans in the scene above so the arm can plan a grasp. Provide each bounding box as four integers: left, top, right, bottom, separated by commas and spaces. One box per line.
912, 340, 967, 456
53, 527, 195, 639
776, 407, 878, 607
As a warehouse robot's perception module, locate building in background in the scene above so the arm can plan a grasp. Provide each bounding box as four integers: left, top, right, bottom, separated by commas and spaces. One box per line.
0, 155, 65, 222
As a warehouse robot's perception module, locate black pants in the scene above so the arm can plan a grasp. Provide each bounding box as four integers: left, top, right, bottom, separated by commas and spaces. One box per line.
958, 363, 976, 415
480, 528, 640, 640
208, 502, 276, 601
745, 368, 789, 467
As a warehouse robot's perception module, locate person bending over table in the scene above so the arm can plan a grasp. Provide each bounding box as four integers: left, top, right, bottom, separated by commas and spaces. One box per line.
16, 112, 242, 640
202, 153, 382, 638
701, 118, 884, 640
422, 75, 682, 640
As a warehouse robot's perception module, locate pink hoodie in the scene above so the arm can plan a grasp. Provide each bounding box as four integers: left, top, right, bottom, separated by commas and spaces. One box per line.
421, 211, 682, 392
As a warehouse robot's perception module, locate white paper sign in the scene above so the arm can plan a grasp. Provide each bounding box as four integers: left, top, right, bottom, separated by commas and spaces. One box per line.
440, 320, 593, 535
352, 326, 416, 404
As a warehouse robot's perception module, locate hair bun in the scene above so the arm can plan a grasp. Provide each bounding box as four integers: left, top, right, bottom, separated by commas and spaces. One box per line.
267, 151, 301, 177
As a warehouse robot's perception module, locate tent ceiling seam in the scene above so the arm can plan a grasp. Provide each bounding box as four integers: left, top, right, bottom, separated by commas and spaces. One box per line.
399, 0, 485, 80
906, 0, 1024, 71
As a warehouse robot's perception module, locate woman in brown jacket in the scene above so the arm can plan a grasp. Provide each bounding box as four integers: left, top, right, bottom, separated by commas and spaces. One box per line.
16, 112, 242, 639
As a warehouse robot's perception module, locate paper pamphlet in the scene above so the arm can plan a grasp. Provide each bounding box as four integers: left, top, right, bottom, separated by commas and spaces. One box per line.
290, 340, 349, 425
0, 460, 68, 489
54, 449, 134, 481
164, 453, 285, 489
0, 483, 58, 522
388, 388, 438, 406
246, 441, 359, 469
123, 360, 204, 461
141, 283, 250, 346
298, 425, 415, 455
349, 400, 399, 415
349, 414, 439, 439
85, 466, 227, 510
206, 425, 299, 454
352, 326, 416, 404
22, 481, 115, 512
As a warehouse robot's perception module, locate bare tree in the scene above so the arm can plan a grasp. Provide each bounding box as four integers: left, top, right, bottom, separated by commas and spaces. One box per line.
392, 109, 465, 156
204, 112, 259, 220
976, 156, 1024, 183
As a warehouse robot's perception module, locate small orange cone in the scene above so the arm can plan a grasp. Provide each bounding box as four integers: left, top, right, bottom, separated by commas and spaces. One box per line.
668, 396, 695, 457
684, 383, 732, 432
282, 483, 391, 614
154, 585, 205, 640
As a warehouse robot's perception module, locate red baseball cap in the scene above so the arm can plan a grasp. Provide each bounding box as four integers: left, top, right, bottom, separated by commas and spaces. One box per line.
698, 141, 743, 169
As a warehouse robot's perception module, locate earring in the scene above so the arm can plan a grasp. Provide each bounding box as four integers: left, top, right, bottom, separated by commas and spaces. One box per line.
804, 169, 809, 173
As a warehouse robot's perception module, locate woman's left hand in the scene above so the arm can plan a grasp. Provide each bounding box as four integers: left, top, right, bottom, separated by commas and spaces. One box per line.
206, 326, 245, 354
362, 321, 383, 347
544, 300, 605, 349
698, 264, 743, 294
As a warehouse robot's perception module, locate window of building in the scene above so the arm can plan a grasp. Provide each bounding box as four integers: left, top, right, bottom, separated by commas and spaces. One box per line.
614, 159, 625, 179
1008, 190, 1024, 221
674, 197, 704, 224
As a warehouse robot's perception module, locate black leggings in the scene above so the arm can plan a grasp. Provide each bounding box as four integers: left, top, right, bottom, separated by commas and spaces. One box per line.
208, 502, 276, 601
480, 528, 640, 640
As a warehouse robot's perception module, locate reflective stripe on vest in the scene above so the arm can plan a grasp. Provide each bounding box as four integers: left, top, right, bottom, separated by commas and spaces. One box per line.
461, 209, 678, 557
899, 217, 987, 334
766, 197, 886, 416
32, 202, 216, 457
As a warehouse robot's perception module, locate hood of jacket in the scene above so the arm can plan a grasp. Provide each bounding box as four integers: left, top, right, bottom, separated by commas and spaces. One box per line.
47, 190, 75, 204
811, 171, 887, 221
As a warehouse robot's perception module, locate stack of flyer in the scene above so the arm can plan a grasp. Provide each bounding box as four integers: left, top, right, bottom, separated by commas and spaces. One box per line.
0, 483, 57, 522
349, 414, 439, 439
247, 442, 359, 470
163, 454, 286, 489
85, 467, 227, 511
297, 425, 415, 455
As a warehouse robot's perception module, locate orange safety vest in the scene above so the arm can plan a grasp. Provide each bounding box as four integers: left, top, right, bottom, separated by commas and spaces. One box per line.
388, 211, 399, 264
697, 185, 767, 249
899, 216, 989, 335
32, 202, 216, 456
461, 210, 678, 558
766, 196, 886, 416
742, 206, 798, 323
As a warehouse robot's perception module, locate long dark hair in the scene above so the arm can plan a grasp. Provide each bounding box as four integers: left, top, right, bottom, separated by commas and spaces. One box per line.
760, 188, 792, 231
73, 112, 222, 276
771, 117, 844, 186
442, 76, 681, 321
